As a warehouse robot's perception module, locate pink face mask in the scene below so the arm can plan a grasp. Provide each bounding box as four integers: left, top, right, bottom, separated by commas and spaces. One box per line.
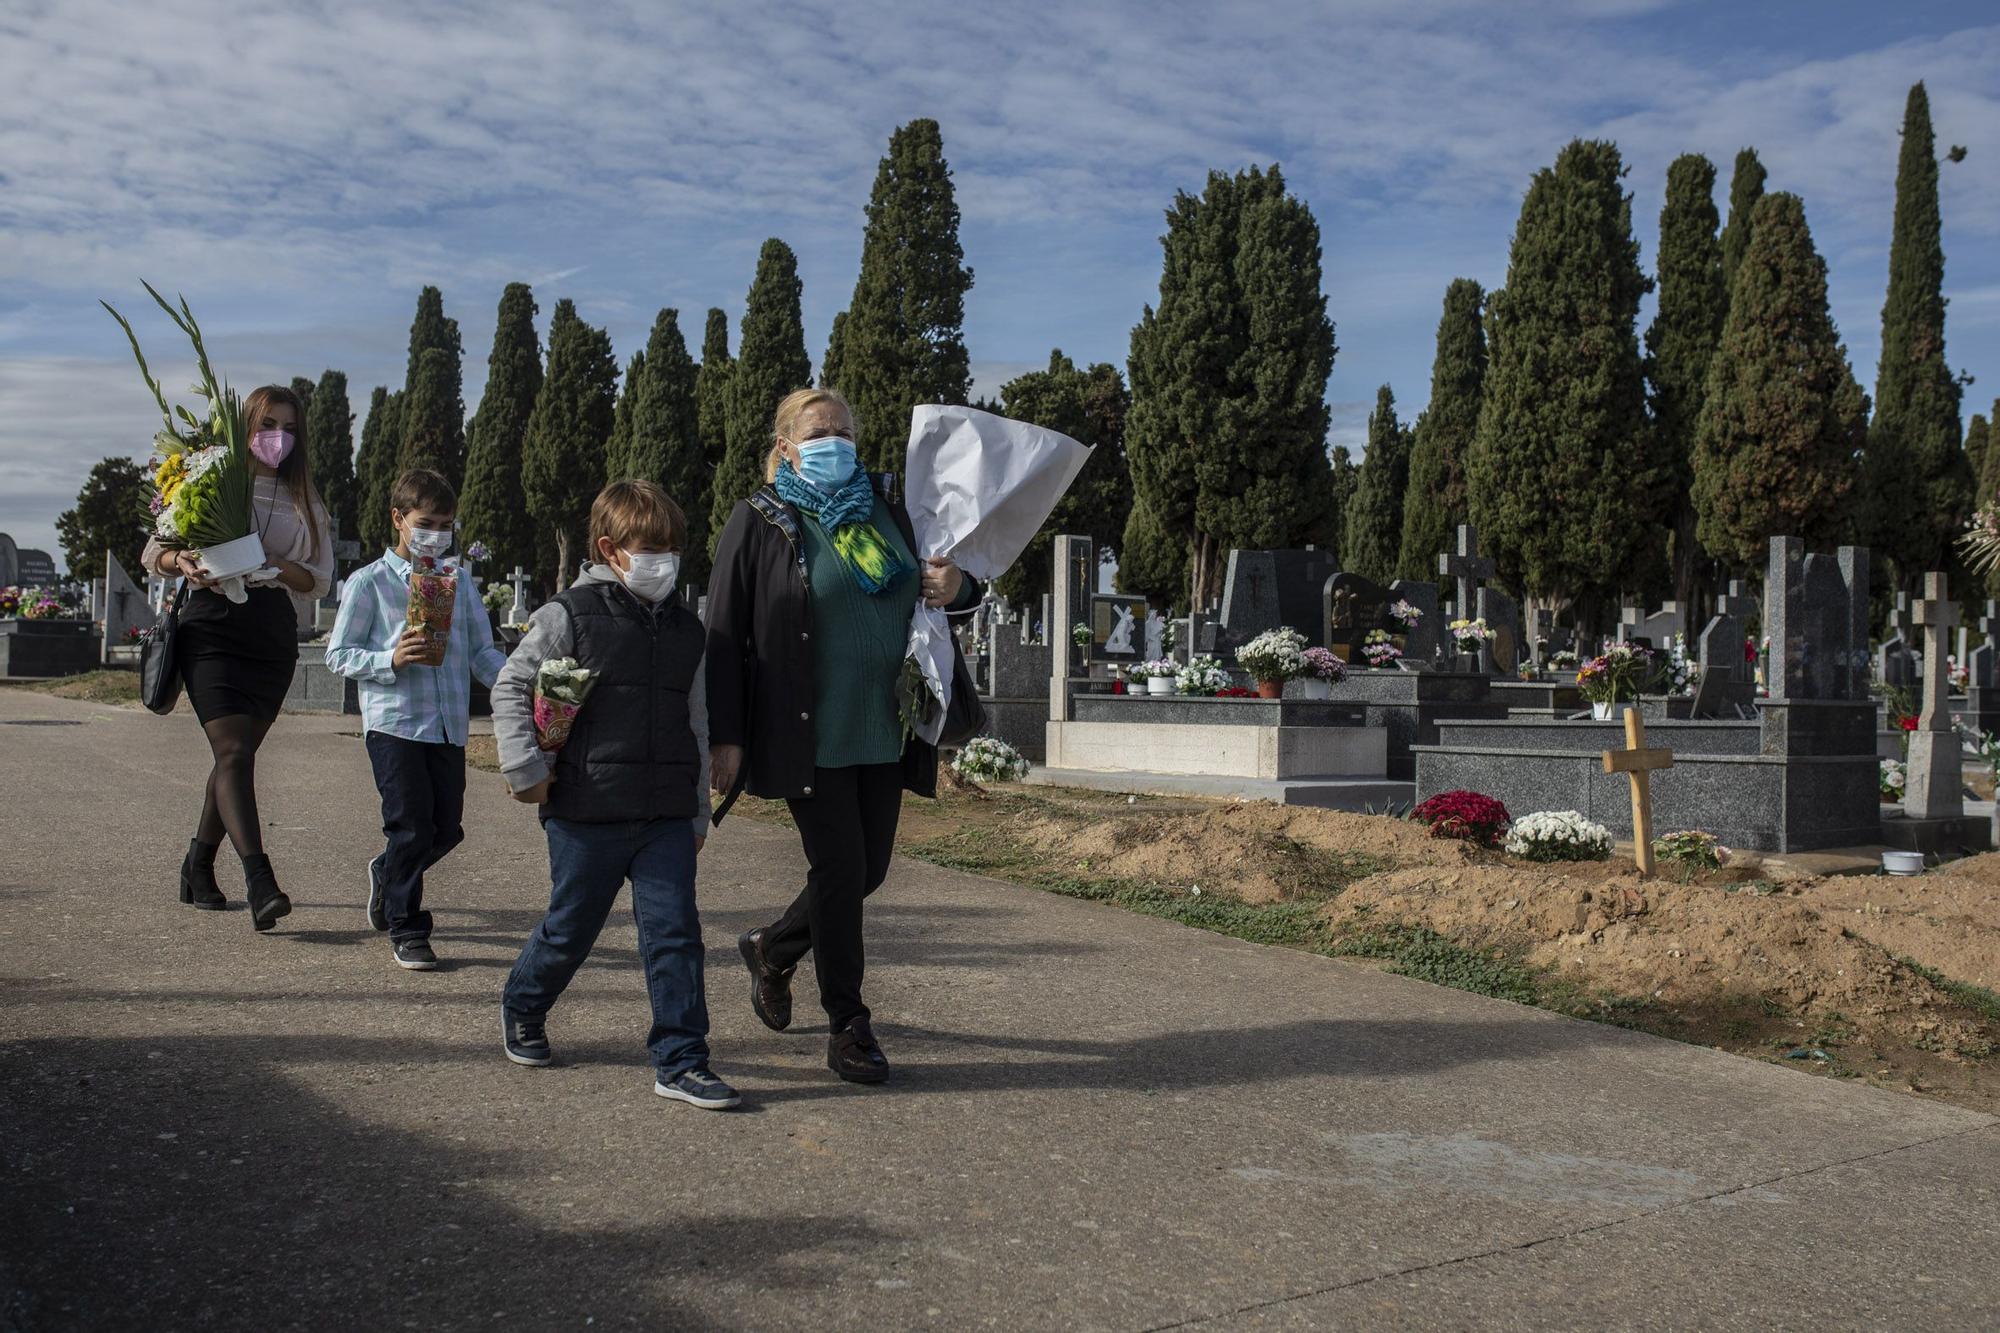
250, 429, 294, 467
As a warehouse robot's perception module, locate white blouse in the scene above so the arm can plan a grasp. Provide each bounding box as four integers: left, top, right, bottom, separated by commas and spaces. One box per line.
145, 472, 336, 622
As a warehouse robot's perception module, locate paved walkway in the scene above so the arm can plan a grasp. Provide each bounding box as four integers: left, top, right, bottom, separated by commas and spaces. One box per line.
2, 687, 1996, 1331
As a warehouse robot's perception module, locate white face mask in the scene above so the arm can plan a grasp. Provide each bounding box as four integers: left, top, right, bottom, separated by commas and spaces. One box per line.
620, 550, 680, 604
407, 526, 454, 559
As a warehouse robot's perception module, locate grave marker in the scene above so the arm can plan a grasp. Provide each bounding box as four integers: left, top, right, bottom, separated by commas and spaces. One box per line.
1475, 584, 1520, 676
1437, 524, 1494, 621
1602, 707, 1674, 877
1904, 572, 1963, 819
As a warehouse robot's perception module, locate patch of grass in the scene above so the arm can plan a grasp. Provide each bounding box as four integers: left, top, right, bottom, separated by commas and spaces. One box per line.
11, 671, 140, 705
1327, 921, 1545, 1006
1898, 956, 2000, 1025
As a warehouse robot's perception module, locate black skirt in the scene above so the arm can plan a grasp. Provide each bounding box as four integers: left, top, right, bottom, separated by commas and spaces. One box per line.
177, 587, 299, 723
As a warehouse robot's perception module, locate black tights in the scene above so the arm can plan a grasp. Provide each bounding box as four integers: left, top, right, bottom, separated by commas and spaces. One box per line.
194, 714, 276, 856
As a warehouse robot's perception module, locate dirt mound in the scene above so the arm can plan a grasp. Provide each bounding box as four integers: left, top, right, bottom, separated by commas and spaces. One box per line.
1325, 859, 1992, 1060
1809, 855, 2000, 990
1004, 801, 1465, 903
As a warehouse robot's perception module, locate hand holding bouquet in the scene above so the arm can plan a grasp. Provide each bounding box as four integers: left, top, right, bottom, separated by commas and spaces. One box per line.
405, 557, 459, 665
532, 657, 599, 752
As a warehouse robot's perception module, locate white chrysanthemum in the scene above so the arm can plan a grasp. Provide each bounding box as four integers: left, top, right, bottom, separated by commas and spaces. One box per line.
953, 736, 1028, 782
1504, 809, 1613, 861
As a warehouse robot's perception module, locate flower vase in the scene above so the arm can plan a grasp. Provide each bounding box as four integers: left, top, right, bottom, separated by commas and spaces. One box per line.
1299, 678, 1333, 700
1146, 676, 1174, 696
1256, 679, 1284, 699
1591, 700, 1632, 721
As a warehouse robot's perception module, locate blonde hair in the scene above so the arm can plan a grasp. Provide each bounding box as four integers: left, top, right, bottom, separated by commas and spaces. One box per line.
590, 479, 686, 554
763, 387, 858, 482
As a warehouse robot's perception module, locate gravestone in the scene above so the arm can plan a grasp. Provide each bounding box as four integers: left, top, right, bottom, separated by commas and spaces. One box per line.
507, 566, 532, 627
1640, 601, 1685, 647
1765, 539, 1870, 703
1904, 572, 1963, 820
98, 550, 153, 662
1530, 608, 1554, 667
1089, 593, 1147, 661
1878, 594, 1917, 688
1437, 525, 1495, 621
1966, 601, 2000, 736
1616, 598, 1645, 646
1322, 571, 1396, 665
1388, 580, 1441, 663
1217, 548, 1340, 652
1475, 585, 1520, 676
1691, 580, 1757, 719
1050, 536, 1093, 714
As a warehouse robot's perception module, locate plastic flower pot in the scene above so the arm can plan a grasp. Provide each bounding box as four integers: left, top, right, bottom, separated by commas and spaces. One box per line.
1146, 676, 1174, 695
1299, 678, 1333, 699
1881, 850, 1924, 876
196, 532, 267, 580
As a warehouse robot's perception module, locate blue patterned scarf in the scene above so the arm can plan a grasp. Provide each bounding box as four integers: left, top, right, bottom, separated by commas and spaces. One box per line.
773, 463, 911, 595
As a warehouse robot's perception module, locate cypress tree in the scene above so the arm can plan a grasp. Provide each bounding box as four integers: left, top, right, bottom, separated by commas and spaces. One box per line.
1867, 81, 1971, 586
1466, 139, 1658, 608
820, 310, 848, 391
1398, 279, 1486, 580
461, 283, 543, 579
1978, 399, 2000, 502
995, 350, 1131, 604
1719, 148, 1767, 296
355, 387, 405, 554
1116, 496, 1189, 611
399, 286, 465, 487
1965, 414, 1991, 497
1691, 192, 1864, 567
289, 376, 317, 418
522, 299, 617, 581
712, 240, 811, 554
695, 307, 734, 475
1327, 444, 1359, 563
624, 309, 707, 587
398, 347, 464, 481
1342, 385, 1411, 584
1644, 154, 1727, 607
826, 119, 974, 471
1126, 165, 1336, 610
305, 370, 357, 540
604, 349, 646, 482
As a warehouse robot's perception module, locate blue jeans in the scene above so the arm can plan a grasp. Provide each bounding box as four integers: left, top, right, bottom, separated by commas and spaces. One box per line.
503, 817, 711, 1078
364, 732, 466, 943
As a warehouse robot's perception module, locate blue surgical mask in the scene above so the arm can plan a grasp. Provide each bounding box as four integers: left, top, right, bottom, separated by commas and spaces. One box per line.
794, 436, 859, 491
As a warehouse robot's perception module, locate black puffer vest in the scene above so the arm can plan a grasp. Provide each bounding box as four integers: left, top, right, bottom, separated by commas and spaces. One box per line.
544, 581, 704, 825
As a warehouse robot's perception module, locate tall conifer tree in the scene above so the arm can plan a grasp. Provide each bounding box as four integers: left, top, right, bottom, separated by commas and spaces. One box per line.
695, 308, 734, 483
995, 351, 1130, 603
1965, 414, 1991, 497
1691, 193, 1865, 567
1115, 497, 1188, 610
1645, 154, 1727, 607
1867, 81, 1970, 586
1466, 140, 1657, 609
1398, 279, 1486, 580
1976, 402, 2000, 501
623, 310, 707, 587
396, 286, 464, 487
289, 376, 316, 418
1327, 444, 1359, 564
826, 119, 974, 470
522, 300, 617, 580
305, 370, 357, 540
712, 240, 811, 554
1125, 165, 1335, 609
355, 387, 404, 554
1719, 148, 1767, 297
605, 349, 646, 482
462, 283, 543, 579
1342, 385, 1411, 584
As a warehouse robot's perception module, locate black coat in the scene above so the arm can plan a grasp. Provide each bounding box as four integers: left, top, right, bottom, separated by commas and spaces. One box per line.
705, 472, 982, 805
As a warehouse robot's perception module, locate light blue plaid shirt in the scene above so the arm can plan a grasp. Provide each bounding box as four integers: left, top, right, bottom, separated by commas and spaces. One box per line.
325, 550, 508, 747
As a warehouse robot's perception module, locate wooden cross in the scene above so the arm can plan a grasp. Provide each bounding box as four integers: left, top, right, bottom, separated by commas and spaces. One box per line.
1437, 524, 1495, 619
1913, 572, 1960, 730
1602, 706, 1674, 878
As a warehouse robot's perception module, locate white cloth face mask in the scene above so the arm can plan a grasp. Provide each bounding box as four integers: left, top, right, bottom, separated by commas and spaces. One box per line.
621, 550, 680, 604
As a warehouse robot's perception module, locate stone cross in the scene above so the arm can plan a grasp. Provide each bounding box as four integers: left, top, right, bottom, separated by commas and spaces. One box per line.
507, 566, 530, 626
1601, 707, 1674, 878
1437, 524, 1495, 621
1718, 580, 1756, 621
1913, 574, 1960, 731
1616, 598, 1644, 645
1905, 572, 1964, 820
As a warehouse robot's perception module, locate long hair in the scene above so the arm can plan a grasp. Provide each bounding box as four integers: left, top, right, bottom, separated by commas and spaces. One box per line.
242, 383, 326, 564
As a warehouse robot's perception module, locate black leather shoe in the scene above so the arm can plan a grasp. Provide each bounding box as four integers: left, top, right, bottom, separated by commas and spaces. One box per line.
241, 854, 292, 932
828, 1019, 888, 1084
738, 929, 794, 1032
178, 839, 227, 910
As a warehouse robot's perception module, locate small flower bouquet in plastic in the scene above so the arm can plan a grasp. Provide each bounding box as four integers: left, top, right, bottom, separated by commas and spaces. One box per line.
532, 657, 599, 752
405, 557, 458, 665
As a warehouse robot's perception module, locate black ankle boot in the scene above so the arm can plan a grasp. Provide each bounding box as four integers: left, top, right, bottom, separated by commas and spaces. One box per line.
242, 854, 292, 932
178, 839, 227, 910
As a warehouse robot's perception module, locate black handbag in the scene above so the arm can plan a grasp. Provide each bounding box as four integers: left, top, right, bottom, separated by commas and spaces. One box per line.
938, 627, 987, 749
140, 583, 187, 716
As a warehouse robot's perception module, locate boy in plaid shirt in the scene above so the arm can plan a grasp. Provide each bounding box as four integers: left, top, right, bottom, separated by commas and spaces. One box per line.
326, 469, 506, 970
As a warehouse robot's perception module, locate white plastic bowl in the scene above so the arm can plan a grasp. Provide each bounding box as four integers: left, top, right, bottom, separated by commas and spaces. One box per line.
1881, 850, 1925, 876
197, 532, 267, 579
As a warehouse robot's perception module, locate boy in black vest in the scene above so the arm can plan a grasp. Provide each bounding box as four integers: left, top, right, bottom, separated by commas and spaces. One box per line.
491, 480, 737, 1110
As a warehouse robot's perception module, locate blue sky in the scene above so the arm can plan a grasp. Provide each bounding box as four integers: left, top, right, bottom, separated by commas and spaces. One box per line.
3, 0, 1997, 568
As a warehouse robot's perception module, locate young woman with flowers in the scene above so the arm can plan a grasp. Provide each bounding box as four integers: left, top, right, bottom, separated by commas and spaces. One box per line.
143, 385, 333, 928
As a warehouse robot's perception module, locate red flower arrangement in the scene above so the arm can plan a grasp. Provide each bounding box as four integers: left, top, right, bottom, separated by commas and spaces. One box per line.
1897, 714, 1917, 732
1214, 685, 1257, 698
1411, 789, 1512, 847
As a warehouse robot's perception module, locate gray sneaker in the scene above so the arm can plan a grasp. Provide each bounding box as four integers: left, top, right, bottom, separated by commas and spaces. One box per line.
393, 939, 437, 971
654, 1067, 741, 1110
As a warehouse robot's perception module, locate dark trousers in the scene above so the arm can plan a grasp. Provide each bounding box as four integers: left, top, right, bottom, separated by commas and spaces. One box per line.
770, 763, 904, 1031
503, 817, 710, 1078
364, 731, 466, 943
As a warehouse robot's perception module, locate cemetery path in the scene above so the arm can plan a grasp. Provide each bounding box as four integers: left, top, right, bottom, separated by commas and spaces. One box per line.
2, 688, 1997, 1332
